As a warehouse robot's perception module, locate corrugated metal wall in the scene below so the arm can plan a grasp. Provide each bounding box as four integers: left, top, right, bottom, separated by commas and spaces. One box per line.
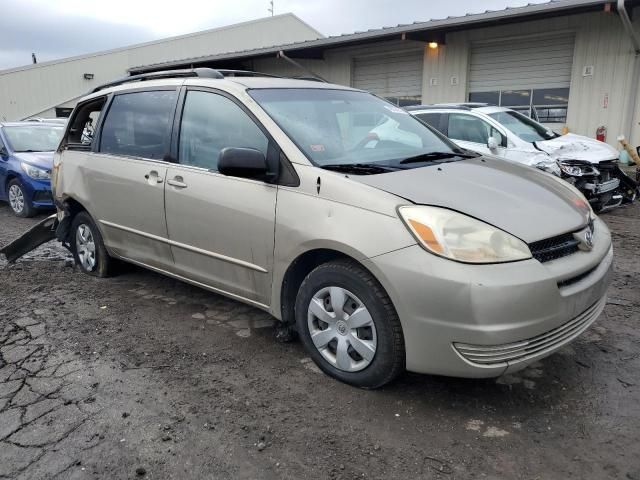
468, 34, 575, 91
0, 14, 321, 121
422, 8, 640, 146
259, 10, 639, 147
352, 49, 423, 98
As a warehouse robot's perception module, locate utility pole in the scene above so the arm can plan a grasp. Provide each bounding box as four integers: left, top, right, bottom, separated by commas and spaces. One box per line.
268, 0, 274, 16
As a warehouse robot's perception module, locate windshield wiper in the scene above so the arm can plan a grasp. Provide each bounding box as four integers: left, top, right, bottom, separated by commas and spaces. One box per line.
399, 151, 479, 165
321, 163, 398, 175
16, 149, 45, 153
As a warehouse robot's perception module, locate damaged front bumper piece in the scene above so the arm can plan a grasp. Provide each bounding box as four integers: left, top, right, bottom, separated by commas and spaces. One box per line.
1, 214, 58, 263
0, 207, 73, 263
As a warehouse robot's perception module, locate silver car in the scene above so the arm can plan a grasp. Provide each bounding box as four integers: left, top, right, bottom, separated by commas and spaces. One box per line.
2, 69, 613, 388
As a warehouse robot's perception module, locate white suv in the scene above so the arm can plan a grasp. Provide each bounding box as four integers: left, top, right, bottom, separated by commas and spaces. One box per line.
408, 104, 638, 212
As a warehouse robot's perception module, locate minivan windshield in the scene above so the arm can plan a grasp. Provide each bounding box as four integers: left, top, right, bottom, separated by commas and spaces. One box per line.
488, 110, 559, 143
3, 125, 64, 152
250, 89, 472, 171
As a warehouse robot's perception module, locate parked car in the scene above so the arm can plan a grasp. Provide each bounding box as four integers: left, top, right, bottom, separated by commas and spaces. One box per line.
1, 70, 613, 388
25, 117, 68, 125
0, 122, 64, 217
407, 103, 639, 212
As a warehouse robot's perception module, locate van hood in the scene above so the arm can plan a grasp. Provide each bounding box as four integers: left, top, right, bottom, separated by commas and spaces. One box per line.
534, 133, 618, 164
353, 157, 591, 243
12, 151, 54, 170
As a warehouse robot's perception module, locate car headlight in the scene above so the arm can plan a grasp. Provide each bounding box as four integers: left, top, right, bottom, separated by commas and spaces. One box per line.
557, 161, 599, 177
20, 162, 51, 180
398, 206, 532, 263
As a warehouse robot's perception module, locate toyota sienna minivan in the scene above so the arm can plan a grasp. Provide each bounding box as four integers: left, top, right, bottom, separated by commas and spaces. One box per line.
2, 69, 613, 388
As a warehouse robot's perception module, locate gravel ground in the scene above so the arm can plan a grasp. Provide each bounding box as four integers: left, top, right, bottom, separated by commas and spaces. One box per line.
0, 202, 639, 480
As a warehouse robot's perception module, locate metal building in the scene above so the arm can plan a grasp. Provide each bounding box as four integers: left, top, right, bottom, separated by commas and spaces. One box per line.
0, 14, 322, 121
132, 0, 640, 147
1, 1, 639, 147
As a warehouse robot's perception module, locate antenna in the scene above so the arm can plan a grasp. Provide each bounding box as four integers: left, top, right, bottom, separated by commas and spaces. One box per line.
268, 0, 274, 16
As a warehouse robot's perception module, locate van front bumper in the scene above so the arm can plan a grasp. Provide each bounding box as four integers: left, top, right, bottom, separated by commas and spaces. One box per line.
363, 216, 613, 378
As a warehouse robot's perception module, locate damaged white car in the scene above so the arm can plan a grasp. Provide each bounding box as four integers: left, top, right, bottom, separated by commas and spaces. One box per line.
408, 104, 638, 212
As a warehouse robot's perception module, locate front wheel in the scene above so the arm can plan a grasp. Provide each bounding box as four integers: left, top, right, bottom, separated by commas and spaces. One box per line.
295, 259, 405, 389
70, 211, 112, 277
7, 179, 35, 218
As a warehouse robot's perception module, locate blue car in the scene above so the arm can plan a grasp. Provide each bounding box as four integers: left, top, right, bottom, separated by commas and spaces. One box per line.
0, 122, 64, 217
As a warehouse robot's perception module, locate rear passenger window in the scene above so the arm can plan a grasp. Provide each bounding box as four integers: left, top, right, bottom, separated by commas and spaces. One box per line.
415, 112, 445, 135
178, 91, 268, 171
100, 90, 177, 160
65, 97, 107, 150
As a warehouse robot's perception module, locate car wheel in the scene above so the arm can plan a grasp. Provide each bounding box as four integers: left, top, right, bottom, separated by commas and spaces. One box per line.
7, 179, 35, 218
70, 211, 112, 277
295, 259, 405, 389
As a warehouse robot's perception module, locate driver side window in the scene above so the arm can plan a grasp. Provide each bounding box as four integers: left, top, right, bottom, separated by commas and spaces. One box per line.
448, 113, 504, 146
178, 91, 268, 171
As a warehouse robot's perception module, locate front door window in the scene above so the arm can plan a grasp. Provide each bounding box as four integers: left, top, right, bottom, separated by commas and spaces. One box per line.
178, 91, 268, 170
447, 113, 504, 147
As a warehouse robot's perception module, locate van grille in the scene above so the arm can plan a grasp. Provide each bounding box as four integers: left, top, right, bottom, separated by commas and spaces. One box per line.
529, 232, 580, 263
453, 296, 605, 366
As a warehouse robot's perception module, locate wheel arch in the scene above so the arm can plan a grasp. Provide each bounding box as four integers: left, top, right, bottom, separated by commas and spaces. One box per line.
278, 247, 393, 327
5, 172, 18, 189
55, 196, 92, 243
5, 171, 27, 195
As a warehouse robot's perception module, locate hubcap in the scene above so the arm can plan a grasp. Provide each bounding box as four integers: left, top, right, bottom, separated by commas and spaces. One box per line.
307, 286, 377, 372
75, 224, 97, 271
8, 184, 24, 214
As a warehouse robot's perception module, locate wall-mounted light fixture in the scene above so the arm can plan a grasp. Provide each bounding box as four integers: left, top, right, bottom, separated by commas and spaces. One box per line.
428, 42, 439, 49
83, 73, 94, 80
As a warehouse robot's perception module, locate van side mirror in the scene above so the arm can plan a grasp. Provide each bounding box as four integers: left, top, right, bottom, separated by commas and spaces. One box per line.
487, 136, 498, 150
218, 147, 269, 180
0, 145, 8, 157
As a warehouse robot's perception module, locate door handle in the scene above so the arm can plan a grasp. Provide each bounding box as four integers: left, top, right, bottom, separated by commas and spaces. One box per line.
167, 177, 187, 188
144, 171, 164, 184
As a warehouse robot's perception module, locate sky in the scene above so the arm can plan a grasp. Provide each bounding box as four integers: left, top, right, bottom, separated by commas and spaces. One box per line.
0, 0, 550, 70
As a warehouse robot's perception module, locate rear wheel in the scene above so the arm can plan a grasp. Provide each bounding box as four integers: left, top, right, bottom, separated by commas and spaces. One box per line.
70, 212, 112, 277
8, 179, 35, 218
295, 259, 405, 389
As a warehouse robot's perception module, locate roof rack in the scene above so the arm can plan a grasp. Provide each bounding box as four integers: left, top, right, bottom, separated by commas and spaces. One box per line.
90, 68, 281, 93
215, 69, 282, 79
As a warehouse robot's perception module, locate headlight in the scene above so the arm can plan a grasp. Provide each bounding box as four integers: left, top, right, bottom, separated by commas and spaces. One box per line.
20, 162, 50, 180
398, 206, 532, 263
558, 161, 599, 177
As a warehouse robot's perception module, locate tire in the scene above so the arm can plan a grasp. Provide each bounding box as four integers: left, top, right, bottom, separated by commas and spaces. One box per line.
70, 211, 112, 277
7, 179, 35, 218
295, 259, 405, 389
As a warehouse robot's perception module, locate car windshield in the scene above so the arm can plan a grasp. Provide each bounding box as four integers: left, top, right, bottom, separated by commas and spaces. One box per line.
3, 125, 64, 152
249, 88, 467, 170
488, 110, 558, 142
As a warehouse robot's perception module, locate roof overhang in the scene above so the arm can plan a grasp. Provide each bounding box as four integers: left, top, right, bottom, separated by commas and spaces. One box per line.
129, 0, 636, 74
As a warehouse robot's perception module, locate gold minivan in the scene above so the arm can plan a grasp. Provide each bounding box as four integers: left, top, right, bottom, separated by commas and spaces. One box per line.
3, 69, 613, 388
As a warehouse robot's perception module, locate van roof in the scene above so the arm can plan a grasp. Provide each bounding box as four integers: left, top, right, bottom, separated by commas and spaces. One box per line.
81, 68, 356, 102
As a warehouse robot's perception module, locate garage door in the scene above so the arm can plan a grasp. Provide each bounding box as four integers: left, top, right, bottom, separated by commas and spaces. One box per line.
352, 50, 423, 106
468, 34, 575, 123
